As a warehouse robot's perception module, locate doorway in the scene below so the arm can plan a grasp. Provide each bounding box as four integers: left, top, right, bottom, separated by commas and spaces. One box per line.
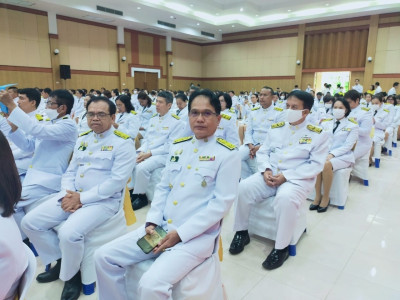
314, 71, 350, 94
134, 72, 159, 91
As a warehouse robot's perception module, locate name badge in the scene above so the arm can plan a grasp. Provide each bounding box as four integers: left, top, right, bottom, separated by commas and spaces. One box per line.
78, 142, 88, 151
341, 128, 351, 132
170, 156, 179, 162
162, 127, 169, 130
199, 156, 215, 161
101, 146, 113, 151
299, 137, 312, 144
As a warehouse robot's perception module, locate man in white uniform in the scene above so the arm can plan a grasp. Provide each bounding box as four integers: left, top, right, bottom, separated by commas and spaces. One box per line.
374, 82, 382, 95
94, 89, 240, 300
130, 91, 184, 210
0, 89, 77, 241
387, 82, 399, 96
21, 97, 135, 300
352, 79, 363, 94
229, 90, 329, 270
239, 86, 286, 179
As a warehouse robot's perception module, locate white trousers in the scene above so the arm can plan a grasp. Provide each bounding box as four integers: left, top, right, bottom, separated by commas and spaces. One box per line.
133, 155, 167, 194
21, 197, 116, 281
233, 173, 310, 249
94, 225, 204, 300
238, 145, 257, 179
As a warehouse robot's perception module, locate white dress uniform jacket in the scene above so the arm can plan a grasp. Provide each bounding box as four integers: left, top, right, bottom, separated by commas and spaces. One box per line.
0, 215, 28, 300
234, 121, 329, 249
216, 111, 240, 147
352, 84, 363, 94
348, 105, 373, 160
94, 135, 240, 300
76, 111, 90, 135
115, 110, 140, 139
372, 106, 390, 142
139, 104, 157, 133
21, 127, 136, 281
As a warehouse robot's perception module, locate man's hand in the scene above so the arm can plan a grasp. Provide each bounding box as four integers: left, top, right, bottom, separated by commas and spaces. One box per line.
269, 174, 287, 187
136, 151, 151, 163
61, 190, 82, 212
153, 230, 181, 254
145, 223, 156, 235
250, 145, 261, 158
326, 153, 334, 161
0, 90, 17, 112
6, 119, 18, 132
263, 169, 274, 187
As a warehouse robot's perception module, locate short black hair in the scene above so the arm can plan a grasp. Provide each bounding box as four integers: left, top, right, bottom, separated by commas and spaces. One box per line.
393, 82, 399, 87
116, 95, 134, 112
112, 89, 119, 96
217, 92, 232, 109
49, 89, 74, 114
176, 93, 188, 102
323, 95, 334, 103
86, 96, 116, 115
333, 98, 351, 117
189, 89, 221, 115
76, 89, 85, 96
157, 91, 173, 104
262, 86, 275, 95
288, 90, 314, 110
344, 90, 361, 103
43, 87, 52, 95
317, 92, 323, 96
18, 88, 41, 108
375, 82, 380, 86
138, 92, 152, 107
372, 94, 383, 102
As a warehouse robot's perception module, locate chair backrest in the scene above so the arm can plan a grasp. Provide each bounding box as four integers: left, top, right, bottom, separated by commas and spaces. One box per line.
18, 244, 37, 299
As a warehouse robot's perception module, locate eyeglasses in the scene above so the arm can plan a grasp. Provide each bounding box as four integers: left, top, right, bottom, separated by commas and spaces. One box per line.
189, 110, 217, 119
46, 101, 60, 107
86, 112, 111, 119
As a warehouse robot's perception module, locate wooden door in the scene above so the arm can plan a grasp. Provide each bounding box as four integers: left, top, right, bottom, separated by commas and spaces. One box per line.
146, 72, 158, 91
134, 72, 146, 90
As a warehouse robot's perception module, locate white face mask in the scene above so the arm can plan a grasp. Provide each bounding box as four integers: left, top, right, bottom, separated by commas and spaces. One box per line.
44, 108, 59, 120
324, 103, 332, 109
371, 104, 379, 111
280, 96, 285, 100
134, 90, 138, 94
286, 109, 304, 123
332, 108, 345, 119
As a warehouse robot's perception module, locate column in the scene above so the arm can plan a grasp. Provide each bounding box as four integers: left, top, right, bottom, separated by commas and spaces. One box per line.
117, 26, 127, 90
166, 34, 173, 90
363, 15, 379, 87
48, 12, 61, 89
295, 24, 305, 88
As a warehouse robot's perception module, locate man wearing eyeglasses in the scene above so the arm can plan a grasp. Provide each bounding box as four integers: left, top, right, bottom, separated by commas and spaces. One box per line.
0, 89, 77, 243
21, 96, 136, 300
94, 89, 240, 300
130, 91, 184, 211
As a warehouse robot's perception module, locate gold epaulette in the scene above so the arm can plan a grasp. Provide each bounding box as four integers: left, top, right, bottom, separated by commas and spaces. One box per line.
221, 113, 231, 120
35, 114, 43, 121
321, 118, 333, 122
45, 118, 50, 121
79, 130, 93, 137
229, 108, 235, 113
173, 136, 193, 144
383, 109, 389, 113
274, 107, 283, 112
216, 137, 236, 150
348, 117, 358, 125
172, 114, 180, 120
152, 113, 158, 118
251, 107, 260, 111
62, 116, 69, 119
271, 122, 285, 129
114, 130, 130, 139
361, 107, 370, 111
130, 110, 137, 115
307, 124, 322, 134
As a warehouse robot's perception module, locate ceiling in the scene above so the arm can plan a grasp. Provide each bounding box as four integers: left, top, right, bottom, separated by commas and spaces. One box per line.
2, 0, 400, 43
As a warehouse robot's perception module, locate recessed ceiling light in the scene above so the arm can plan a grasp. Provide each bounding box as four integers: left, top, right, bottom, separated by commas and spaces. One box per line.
170, 15, 175, 19
255, 14, 259, 17
218, 29, 222, 31
232, 24, 235, 27
190, 4, 194, 7
240, 7, 244, 12
325, 3, 330, 6
287, 9, 292, 12
137, 6, 141, 9
216, 13, 219, 15
197, 22, 200, 25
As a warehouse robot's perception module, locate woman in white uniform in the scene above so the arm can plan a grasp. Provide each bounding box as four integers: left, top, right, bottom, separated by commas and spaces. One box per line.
0, 131, 29, 300
217, 93, 240, 147
311, 98, 359, 212
138, 92, 156, 139
76, 95, 91, 134
369, 94, 390, 167
114, 95, 140, 139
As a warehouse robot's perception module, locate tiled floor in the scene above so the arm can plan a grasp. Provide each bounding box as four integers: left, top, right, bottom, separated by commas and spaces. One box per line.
26, 149, 400, 299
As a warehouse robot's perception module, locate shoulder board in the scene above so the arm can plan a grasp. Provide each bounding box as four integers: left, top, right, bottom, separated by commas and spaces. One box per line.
348, 117, 358, 125
216, 137, 236, 150
321, 118, 333, 122
62, 116, 69, 119
221, 113, 231, 120
151, 103, 156, 105
35, 114, 43, 121
396, 104, 400, 107
383, 109, 389, 113
173, 136, 193, 144
271, 122, 285, 129
114, 130, 130, 139
251, 106, 260, 111
79, 130, 93, 137
274, 107, 283, 112
361, 107, 370, 111
45, 118, 50, 121
171, 114, 180, 120
130, 110, 137, 115
229, 108, 235, 113
307, 124, 322, 134
152, 113, 158, 118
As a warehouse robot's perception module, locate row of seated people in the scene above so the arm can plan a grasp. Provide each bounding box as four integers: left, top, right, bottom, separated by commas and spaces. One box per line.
0, 85, 398, 300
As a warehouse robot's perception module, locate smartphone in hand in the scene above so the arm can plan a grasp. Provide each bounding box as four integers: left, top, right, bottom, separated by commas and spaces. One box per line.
137, 226, 167, 254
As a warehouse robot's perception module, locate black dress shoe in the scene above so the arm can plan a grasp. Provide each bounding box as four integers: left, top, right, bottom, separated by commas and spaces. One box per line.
131, 194, 149, 210
129, 189, 134, 198
36, 259, 61, 283
317, 205, 328, 213
309, 204, 320, 211
262, 247, 289, 270
61, 271, 81, 300
229, 231, 250, 255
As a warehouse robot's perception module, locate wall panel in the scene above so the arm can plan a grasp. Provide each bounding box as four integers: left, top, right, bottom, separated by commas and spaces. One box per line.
64, 73, 119, 91
201, 78, 295, 93
172, 41, 202, 78
374, 26, 400, 74
0, 69, 52, 88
